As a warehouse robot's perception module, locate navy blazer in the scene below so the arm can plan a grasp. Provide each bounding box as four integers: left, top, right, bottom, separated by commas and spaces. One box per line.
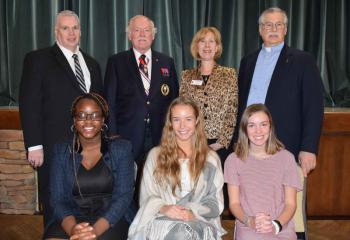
19, 43, 103, 151
104, 49, 179, 161
235, 44, 324, 158
48, 138, 135, 227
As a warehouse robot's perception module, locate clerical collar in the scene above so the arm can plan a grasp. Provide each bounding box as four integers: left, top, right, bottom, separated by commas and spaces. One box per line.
262, 42, 284, 53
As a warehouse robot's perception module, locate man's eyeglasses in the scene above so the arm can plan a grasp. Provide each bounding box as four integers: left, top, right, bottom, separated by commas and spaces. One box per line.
75, 112, 103, 121
261, 22, 285, 31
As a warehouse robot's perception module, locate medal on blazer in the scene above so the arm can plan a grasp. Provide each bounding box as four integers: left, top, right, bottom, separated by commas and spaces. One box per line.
161, 84, 170, 96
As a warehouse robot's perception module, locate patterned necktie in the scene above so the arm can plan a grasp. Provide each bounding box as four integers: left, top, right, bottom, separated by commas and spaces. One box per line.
139, 54, 149, 77
139, 54, 150, 95
72, 54, 87, 93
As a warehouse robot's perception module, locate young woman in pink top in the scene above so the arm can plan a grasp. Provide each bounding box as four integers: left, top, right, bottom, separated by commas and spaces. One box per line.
224, 104, 302, 239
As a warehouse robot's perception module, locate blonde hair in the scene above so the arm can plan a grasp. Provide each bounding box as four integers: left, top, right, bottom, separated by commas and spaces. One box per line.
154, 97, 209, 195
235, 104, 284, 160
190, 27, 223, 60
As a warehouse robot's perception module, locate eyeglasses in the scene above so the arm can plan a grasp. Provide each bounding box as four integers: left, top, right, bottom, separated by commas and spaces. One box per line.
75, 112, 103, 121
261, 22, 285, 31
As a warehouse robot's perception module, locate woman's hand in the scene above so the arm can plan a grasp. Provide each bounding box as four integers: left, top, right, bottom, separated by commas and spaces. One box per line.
255, 213, 274, 233
159, 205, 195, 221
181, 209, 195, 221
70, 222, 96, 240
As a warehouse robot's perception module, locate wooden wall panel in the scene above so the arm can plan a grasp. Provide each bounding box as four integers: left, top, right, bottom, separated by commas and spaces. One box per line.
307, 110, 350, 217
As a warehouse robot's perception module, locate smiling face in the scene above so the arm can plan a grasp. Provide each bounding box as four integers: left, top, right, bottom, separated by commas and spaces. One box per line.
246, 111, 271, 150
259, 11, 287, 47
197, 32, 218, 61
171, 104, 197, 145
74, 99, 104, 142
55, 15, 81, 52
128, 16, 154, 53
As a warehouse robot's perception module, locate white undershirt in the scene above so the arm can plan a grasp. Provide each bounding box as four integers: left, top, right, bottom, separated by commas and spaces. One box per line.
179, 158, 193, 197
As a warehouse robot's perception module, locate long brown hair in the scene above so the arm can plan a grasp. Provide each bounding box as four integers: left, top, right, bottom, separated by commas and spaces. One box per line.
154, 97, 209, 195
235, 104, 284, 160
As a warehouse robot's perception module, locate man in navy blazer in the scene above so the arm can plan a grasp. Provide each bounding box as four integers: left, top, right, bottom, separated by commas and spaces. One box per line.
19, 10, 103, 227
235, 7, 324, 177
104, 15, 179, 166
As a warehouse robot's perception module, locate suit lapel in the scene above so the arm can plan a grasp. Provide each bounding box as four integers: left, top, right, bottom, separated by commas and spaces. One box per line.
52, 44, 84, 93
265, 44, 291, 104
126, 49, 148, 98
82, 51, 95, 91
243, 51, 259, 106
149, 51, 161, 98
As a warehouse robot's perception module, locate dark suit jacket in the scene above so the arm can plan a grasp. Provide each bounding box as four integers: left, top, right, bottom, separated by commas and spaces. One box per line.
19, 43, 103, 153
104, 49, 179, 162
235, 44, 324, 159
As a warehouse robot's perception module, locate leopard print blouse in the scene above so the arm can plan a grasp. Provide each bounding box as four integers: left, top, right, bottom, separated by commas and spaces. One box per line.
180, 64, 238, 148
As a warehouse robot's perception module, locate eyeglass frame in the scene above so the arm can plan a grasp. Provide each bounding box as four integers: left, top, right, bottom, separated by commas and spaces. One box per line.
74, 112, 103, 121
260, 21, 286, 31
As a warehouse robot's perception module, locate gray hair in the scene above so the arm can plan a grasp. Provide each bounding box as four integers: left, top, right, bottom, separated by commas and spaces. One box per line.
55, 10, 80, 28
258, 7, 288, 25
125, 15, 157, 36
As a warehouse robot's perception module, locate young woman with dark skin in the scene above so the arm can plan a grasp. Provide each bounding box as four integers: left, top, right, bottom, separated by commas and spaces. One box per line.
45, 93, 135, 240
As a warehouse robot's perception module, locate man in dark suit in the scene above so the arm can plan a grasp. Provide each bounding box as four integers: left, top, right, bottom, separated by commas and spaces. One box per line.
104, 15, 179, 167
235, 7, 324, 177
19, 10, 103, 227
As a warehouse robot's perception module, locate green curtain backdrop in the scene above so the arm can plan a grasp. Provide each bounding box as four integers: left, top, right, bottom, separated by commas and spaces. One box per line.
0, 0, 349, 107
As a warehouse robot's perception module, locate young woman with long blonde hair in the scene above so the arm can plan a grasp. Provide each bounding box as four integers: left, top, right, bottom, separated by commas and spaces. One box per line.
128, 96, 225, 240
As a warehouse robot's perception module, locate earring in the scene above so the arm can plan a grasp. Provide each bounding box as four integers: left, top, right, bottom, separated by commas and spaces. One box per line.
101, 123, 108, 132
70, 125, 76, 133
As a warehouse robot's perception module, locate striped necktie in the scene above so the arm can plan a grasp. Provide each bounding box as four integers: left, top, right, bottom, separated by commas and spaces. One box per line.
139, 54, 149, 77
139, 54, 150, 95
72, 54, 87, 93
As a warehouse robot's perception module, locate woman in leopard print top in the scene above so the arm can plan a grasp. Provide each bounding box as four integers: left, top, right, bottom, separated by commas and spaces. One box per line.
180, 27, 238, 165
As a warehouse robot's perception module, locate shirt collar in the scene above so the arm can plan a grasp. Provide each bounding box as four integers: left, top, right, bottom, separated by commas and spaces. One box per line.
262, 42, 284, 53
56, 41, 80, 58
133, 48, 152, 62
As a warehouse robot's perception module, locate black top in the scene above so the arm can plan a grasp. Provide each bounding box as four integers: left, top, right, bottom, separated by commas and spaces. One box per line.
202, 75, 210, 85
73, 157, 114, 219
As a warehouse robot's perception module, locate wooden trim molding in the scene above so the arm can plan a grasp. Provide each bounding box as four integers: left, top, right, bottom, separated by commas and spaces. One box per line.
0, 107, 21, 130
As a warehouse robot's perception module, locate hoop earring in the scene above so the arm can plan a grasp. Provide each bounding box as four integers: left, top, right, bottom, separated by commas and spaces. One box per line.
70, 125, 76, 133
101, 123, 108, 132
